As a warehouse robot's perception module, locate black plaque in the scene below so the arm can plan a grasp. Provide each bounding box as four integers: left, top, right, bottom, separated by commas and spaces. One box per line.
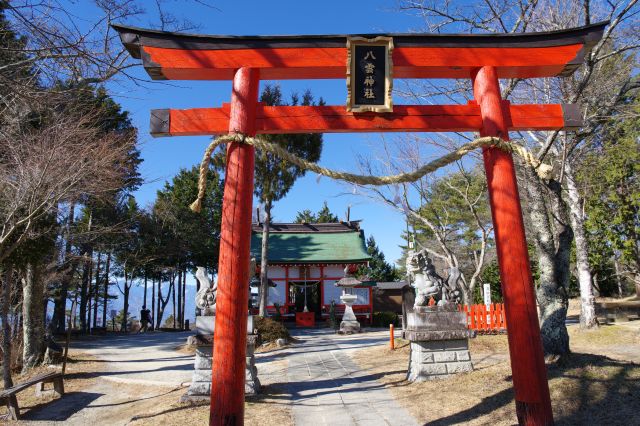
353, 45, 386, 106
347, 37, 393, 113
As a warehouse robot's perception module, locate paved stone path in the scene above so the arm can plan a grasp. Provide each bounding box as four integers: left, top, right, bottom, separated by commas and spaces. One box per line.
284, 329, 418, 426
23, 328, 416, 425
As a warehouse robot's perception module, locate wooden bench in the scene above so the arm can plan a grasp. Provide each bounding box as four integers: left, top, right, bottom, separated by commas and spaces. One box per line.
0, 371, 64, 420
596, 301, 640, 323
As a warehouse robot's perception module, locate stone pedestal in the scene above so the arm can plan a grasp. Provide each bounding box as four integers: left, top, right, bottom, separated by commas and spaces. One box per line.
181, 316, 260, 402
339, 293, 361, 334
405, 305, 475, 381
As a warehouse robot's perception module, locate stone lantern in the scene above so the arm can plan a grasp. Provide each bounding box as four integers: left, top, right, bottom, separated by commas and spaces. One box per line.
335, 264, 362, 334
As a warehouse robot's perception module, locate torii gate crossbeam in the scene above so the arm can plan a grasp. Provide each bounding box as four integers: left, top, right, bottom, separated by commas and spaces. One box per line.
115, 22, 607, 426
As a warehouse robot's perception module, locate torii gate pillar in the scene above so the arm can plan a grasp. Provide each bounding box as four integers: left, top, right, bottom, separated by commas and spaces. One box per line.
473, 66, 554, 425
111, 21, 609, 426
210, 67, 259, 425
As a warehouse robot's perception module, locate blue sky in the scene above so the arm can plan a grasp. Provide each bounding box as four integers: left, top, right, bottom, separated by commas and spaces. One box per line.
61, 0, 485, 322
104, 0, 431, 267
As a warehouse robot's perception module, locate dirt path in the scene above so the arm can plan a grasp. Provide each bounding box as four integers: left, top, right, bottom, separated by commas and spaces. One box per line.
16, 323, 637, 425
19, 331, 193, 425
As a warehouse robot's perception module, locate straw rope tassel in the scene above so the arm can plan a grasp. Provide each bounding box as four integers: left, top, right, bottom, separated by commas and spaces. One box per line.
190, 134, 552, 213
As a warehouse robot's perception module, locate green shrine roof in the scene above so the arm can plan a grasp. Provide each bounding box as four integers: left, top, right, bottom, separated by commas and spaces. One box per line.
250, 222, 371, 264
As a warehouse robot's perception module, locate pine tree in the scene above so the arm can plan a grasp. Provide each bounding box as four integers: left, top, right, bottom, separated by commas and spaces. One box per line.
294, 201, 339, 223
0, 3, 34, 118
254, 85, 324, 317
315, 201, 339, 223
578, 100, 640, 297
294, 209, 316, 223
359, 236, 399, 282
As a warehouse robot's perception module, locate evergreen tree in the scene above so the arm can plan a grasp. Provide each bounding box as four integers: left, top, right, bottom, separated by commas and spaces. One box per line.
150, 165, 224, 327
253, 85, 324, 317
155, 165, 223, 272
0, 3, 35, 121
315, 201, 340, 223
113, 196, 143, 332
578, 100, 640, 296
358, 236, 399, 282
294, 209, 316, 223
294, 201, 340, 223
50, 85, 141, 334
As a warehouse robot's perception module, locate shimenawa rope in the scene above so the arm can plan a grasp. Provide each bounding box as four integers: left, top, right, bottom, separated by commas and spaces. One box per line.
189, 134, 552, 213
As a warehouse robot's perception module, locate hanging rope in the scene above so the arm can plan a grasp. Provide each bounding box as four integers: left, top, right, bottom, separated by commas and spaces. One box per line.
190, 133, 552, 213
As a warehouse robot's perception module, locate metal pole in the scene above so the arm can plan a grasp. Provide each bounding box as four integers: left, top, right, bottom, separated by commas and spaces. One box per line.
389, 324, 395, 350
472, 66, 554, 425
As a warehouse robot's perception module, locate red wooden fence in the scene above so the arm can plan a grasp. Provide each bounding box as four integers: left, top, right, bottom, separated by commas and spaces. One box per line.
459, 303, 507, 333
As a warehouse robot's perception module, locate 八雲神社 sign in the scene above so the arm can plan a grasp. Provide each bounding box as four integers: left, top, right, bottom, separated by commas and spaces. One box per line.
347, 37, 393, 112
114, 22, 607, 426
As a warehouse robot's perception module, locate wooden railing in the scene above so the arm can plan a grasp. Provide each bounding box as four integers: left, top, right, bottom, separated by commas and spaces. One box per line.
459, 303, 507, 333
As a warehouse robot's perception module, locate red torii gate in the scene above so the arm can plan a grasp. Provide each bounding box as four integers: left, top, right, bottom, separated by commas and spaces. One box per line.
115, 22, 606, 426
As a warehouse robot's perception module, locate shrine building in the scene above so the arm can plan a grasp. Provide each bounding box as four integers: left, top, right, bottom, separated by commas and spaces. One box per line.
250, 221, 373, 325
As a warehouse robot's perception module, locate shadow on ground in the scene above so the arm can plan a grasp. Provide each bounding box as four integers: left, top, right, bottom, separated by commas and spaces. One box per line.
427, 352, 640, 426
21, 392, 104, 421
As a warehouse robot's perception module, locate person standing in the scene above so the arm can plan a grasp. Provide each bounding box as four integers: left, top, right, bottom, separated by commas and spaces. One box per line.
139, 306, 150, 333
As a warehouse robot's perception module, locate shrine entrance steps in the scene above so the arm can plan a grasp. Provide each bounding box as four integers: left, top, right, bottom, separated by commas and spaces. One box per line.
283, 329, 418, 426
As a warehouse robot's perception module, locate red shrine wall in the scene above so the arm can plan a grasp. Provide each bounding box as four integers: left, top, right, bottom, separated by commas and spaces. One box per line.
261, 264, 373, 322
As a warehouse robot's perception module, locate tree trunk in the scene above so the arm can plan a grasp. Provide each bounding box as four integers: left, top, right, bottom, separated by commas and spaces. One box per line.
79, 212, 92, 334
565, 163, 597, 328
86, 254, 94, 333
172, 271, 177, 329
157, 278, 163, 329
613, 257, 624, 297
143, 272, 148, 310
93, 252, 102, 330
258, 201, 272, 317
22, 263, 46, 370
72, 293, 78, 329
545, 178, 572, 356
523, 169, 570, 357
177, 268, 182, 328
156, 277, 173, 329
52, 203, 75, 334
2, 267, 14, 388
121, 270, 129, 332
182, 268, 187, 329
592, 272, 601, 297
102, 252, 110, 328
79, 260, 89, 333
151, 276, 156, 330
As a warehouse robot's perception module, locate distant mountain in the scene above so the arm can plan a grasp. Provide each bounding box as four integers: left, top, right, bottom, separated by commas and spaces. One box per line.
49, 275, 199, 327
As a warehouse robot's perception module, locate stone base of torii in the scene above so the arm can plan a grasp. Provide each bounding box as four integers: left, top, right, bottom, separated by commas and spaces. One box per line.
181, 316, 260, 403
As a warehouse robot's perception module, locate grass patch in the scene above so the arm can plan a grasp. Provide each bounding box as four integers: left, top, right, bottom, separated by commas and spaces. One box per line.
174, 343, 196, 355
469, 333, 509, 353
569, 323, 639, 347
352, 324, 640, 425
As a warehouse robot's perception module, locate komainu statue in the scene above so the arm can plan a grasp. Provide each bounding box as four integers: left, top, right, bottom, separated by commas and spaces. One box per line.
195, 266, 217, 315
405, 249, 461, 307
